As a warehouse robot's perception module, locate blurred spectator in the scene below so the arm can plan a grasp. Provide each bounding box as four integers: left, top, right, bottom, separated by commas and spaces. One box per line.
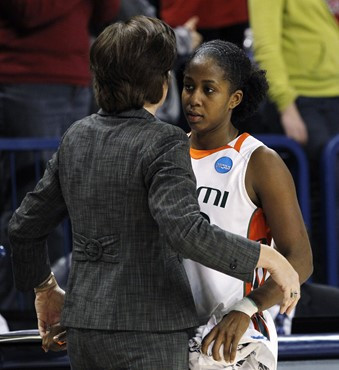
248, 0, 339, 283
159, 15, 202, 126
327, 0, 339, 22
159, 0, 249, 47
0, 0, 120, 312
114, 0, 202, 57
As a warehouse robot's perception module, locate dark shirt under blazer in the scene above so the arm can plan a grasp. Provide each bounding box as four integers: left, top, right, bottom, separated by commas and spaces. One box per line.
9, 108, 260, 332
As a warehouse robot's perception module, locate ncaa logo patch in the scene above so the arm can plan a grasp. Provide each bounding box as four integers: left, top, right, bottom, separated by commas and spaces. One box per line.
215, 156, 233, 174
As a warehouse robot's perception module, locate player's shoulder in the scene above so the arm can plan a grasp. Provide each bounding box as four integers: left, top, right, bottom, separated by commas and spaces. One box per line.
251, 144, 281, 163
249, 144, 288, 180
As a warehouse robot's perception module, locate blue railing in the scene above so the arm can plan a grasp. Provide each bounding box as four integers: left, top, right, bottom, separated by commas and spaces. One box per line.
0, 138, 71, 310
1, 330, 339, 368
278, 333, 339, 360
0, 138, 60, 210
321, 135, 339, 286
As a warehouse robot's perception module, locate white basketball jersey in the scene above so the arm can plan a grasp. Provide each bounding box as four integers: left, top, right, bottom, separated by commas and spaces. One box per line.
184, 133, 271, 323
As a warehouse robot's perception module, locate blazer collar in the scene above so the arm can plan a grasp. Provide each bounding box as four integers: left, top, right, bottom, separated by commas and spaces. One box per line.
97, 108, 155, 121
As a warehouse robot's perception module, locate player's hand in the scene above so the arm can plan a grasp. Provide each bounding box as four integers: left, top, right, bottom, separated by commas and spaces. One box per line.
201, 311, 250, 363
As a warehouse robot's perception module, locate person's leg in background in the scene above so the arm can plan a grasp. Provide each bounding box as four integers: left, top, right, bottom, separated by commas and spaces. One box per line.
3, 84, 91, 138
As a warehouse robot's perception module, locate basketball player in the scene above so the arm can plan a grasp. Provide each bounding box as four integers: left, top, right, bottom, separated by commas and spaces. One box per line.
182, 40, 313, 369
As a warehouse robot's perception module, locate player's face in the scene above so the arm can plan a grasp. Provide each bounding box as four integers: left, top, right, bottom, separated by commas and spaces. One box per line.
182, 56, 241, 135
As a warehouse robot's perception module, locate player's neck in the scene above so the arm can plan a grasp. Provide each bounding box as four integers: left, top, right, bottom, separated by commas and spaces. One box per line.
191, 127, 239, 150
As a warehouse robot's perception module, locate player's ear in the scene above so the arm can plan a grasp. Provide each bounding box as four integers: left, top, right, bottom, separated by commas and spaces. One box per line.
229, 90, 243, 109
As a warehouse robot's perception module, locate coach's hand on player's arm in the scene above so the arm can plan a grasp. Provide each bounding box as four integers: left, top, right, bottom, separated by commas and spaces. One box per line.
201, 311, 250, 363
257, 244, 300, 315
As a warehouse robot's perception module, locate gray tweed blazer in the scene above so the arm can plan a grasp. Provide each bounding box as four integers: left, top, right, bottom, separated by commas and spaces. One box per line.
9, 108, 260, 331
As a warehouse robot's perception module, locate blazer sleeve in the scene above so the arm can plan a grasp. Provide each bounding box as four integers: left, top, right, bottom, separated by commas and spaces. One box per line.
8, 151, 68, 291
144, 129, 260, 282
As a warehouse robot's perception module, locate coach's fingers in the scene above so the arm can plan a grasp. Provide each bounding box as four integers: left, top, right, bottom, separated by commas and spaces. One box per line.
280, 289, 300, 315
259, 245, 300, 306
38, 318, 48, 338
42, 325, 67, 352
53, 331, 67, 351
280, 287, 300, 315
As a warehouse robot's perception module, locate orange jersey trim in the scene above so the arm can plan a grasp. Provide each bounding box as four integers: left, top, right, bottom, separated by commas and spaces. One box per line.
190, 144, 232, 159
189, 132, 250, 159
244, 208, 271, 296
234, 132, 250, 152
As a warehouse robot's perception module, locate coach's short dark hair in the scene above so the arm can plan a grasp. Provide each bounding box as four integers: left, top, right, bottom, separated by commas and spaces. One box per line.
90, 16, 177, 113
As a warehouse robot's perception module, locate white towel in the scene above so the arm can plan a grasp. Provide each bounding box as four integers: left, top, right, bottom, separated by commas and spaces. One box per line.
188, 303, 277, 370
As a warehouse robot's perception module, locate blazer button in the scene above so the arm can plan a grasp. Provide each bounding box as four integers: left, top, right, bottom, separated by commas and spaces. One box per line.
230, 260, 237, 270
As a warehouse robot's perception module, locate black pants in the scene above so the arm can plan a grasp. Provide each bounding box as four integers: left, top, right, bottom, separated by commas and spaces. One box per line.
67, 327, 190, 370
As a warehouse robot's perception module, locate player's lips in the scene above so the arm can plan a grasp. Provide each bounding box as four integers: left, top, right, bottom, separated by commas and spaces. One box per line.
186, 111, 204, 123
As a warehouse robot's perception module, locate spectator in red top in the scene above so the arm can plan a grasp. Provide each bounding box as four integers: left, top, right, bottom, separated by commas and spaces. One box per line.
159, 0, 248, 47
0, 0, 120, 313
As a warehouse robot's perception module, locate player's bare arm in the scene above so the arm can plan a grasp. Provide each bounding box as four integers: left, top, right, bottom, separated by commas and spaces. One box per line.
245, 146, 313, 311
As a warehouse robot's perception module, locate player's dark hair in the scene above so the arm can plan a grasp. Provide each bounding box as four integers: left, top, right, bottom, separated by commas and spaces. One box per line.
184, 39, 268, 127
